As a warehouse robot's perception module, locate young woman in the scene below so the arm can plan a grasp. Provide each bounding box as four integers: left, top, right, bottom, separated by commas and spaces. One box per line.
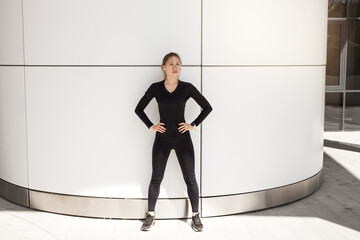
135, 52, 213, 232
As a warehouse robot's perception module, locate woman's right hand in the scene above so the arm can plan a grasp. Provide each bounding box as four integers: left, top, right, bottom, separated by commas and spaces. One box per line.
150, 123, 166, 133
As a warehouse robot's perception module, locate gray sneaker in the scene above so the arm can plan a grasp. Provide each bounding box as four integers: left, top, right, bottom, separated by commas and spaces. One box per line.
191, 213, 203, 232
141, 212, 155, 231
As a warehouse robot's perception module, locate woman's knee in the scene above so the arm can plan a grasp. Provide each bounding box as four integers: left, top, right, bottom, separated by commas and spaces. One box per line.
150, 175, 164, 185
184, 174, 197, 185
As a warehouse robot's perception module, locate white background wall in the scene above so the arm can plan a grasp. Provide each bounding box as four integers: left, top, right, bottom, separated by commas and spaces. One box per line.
0, 0, 327, 198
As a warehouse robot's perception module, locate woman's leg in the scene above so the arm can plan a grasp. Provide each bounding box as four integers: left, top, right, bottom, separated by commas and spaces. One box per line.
174, 137, 199, 213
148, 137, 171, 212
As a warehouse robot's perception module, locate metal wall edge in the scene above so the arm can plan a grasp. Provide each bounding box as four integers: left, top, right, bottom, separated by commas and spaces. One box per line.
29, 190, 195, 219
202, 169, 322, 217
1, 169, 321, 219
0, 178, 29, 207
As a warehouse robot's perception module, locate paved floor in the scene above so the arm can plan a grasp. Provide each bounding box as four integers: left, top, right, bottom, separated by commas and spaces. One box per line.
1, 144, 360, 239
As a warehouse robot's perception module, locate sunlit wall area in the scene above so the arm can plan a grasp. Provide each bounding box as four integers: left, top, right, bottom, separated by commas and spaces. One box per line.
23, 0, 203, 198
201, 0, 327, 197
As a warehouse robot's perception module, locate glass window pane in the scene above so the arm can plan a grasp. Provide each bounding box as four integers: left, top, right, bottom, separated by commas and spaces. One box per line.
344, 92, 360, 130
326, 23, 342, 86
328, 0, 347, 18
346, 19, 360, 90
349, 0, 360, 17
325, 92, 343, 131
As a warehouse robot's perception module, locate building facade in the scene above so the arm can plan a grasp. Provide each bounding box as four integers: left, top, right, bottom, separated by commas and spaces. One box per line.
326, 0, 360, 131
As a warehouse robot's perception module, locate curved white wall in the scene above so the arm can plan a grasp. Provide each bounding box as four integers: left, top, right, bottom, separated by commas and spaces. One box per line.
0, 0, 327, 205
203, 0, 327, 65
202, 66, 325, 196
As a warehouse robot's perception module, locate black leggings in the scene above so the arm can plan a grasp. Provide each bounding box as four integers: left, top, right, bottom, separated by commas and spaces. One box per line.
148, 133, 199, 212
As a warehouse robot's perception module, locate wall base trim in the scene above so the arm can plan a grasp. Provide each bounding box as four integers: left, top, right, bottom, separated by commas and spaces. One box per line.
0, 169, 322, 219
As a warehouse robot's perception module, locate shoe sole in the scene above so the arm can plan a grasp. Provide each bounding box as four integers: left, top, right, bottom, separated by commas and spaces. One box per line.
141, 220, 156, 231
191, 221, 203, 232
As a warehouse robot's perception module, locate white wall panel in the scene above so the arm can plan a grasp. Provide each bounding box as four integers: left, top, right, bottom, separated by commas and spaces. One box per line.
26, 66, 202, 198
0, 66, 28, 187
203, 0, 328, 65
23, 0, 201, 65
0, 0, 24, 64
202, 66, 325, 196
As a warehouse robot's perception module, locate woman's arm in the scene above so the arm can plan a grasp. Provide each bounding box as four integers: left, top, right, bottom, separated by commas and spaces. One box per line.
189, 83, 213, 127
135, 83, 155, 129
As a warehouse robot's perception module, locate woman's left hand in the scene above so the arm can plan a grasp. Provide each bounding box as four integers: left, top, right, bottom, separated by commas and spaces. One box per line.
178, 122, 195, 133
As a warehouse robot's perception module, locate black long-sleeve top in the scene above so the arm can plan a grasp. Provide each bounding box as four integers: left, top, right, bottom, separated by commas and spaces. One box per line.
135, 79, 213, 137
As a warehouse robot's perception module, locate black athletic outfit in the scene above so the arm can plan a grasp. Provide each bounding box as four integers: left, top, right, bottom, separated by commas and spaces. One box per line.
135, 79, 213, 212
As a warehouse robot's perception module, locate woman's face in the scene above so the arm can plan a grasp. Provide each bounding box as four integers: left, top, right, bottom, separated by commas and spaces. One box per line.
162, 56, 181, 79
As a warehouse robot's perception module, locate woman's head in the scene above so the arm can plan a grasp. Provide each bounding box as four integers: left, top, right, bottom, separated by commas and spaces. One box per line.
161, 52, 182, 79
